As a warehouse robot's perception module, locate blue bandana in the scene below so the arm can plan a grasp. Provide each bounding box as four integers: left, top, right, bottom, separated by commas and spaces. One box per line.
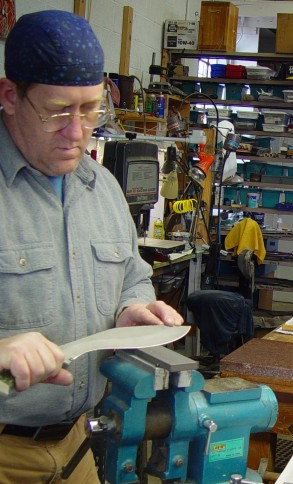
5, 10, 104, 86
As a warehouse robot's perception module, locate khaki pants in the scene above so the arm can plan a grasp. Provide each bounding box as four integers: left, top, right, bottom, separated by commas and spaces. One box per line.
0, 416, 100, 483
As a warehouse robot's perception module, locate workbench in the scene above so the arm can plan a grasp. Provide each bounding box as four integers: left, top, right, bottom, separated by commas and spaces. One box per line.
220, 328, 293, 475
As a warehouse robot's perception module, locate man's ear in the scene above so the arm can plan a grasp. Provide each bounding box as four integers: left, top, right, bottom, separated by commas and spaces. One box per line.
0, 78, 17, 115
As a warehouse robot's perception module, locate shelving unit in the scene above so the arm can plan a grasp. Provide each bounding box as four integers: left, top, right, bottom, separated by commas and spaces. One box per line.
164, 49, 293, 306
115, 94, 190, 136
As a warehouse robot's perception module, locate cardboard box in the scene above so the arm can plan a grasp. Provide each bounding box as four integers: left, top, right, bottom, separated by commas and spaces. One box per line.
164, 20, 198, 50
198, 1, 239, 52
276, 14, 293, 53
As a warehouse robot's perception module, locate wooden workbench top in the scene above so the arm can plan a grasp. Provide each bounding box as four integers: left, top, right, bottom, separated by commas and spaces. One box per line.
220, 338, 293, 393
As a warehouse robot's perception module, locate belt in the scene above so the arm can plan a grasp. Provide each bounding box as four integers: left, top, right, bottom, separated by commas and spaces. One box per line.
1, 419, 79, 442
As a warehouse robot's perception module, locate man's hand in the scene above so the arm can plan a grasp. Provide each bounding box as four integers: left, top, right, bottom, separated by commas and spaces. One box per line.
116, 301, 184, 328
0, 332, 73, 392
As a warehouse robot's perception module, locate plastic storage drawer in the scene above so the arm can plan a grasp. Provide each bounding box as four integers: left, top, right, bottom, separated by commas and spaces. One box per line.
262, 110, 289, 125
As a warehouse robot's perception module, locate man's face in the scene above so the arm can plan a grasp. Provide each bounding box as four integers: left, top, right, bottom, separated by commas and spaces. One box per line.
8, 83, 104, 176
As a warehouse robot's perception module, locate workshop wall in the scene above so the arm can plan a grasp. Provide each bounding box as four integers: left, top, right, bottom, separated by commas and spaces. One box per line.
1, 1, 292, 85
0, 0, 202, 83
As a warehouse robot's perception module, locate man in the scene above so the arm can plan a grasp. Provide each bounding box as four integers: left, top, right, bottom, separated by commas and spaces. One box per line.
0, 10, 183, 483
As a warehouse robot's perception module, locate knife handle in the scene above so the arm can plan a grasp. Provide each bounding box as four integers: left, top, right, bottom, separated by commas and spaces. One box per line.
0, 370, 14, 395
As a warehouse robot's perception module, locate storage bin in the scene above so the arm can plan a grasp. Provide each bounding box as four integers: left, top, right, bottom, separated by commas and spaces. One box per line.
236, 110, 259, 120
262, 190, 281, 208
207, 108, 232, 118
246, 66, 273, 80
226, 64, 247, 79
200, 82, 225, 99
283, 90, 293, 102
211, 64, 226, 78
207, 116, 233, 127
262, 110, 289, 125
234, 119, 257, 131
225, 84, 249, 100
262, 124, 288, 133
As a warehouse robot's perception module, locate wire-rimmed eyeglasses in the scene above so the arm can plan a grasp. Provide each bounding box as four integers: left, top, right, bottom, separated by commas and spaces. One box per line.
24, 94, 112, 133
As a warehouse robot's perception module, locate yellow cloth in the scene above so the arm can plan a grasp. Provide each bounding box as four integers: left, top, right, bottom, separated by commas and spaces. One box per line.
224, 218, 266, 264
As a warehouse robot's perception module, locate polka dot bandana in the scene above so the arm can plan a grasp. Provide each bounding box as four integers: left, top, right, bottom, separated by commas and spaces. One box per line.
5, 10, 104, 86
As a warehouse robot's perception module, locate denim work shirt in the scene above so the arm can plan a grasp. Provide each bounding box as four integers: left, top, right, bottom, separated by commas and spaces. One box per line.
0, 116, 156, 426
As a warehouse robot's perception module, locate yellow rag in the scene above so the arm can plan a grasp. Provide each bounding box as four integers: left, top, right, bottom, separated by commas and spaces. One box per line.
224, 218, 266, 264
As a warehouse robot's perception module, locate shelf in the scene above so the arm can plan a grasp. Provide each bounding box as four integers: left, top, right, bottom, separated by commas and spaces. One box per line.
216, 205, 293, 215
236, 156, 292, 163
115, 109, 167, 123
220, 253, 293, 267
188, 98, 293, 109
223, 181, 293, 190
171, 76, 293, 87
220, 229, 293, 241
168, 51, 293, 62
237, 130, 293, 138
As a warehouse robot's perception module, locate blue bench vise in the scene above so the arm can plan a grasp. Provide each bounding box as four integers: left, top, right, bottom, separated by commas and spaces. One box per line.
99, 346, 278, 484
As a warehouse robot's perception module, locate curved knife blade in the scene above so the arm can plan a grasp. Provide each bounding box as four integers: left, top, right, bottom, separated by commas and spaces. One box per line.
0, 325, 191, 394
62, 325, 190, 367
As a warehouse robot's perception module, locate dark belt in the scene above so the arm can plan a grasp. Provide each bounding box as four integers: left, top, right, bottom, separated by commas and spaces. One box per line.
1, 419, 79, 442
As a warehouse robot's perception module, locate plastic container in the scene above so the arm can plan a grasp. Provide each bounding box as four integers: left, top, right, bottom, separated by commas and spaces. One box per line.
211, 64, 226, 78
276, 217, 283, 231
262, 124, 288, 133
236, 110, 259, 120
234, 119, 257, 131
207, 108, 232, 118
246, 66, 273, 80
226, 64, 247, 79
247, 192, 259, 208
262, 110, 289, 125
283, 90, 293, 102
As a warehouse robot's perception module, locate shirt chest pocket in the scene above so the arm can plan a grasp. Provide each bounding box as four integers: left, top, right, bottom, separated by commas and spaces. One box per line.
91, 241, 132, 316
0, 244, 56, 330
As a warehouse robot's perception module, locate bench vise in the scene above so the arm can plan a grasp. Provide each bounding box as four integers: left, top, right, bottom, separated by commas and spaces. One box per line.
99, 346, 278, 484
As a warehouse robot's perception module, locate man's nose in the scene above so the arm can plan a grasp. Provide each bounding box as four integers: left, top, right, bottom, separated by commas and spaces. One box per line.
62, 114, 85, 138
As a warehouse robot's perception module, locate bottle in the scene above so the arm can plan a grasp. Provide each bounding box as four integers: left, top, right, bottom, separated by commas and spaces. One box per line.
153, 219, 165, 239
137, 92, 144, 112
146, 93, 156, 115
156, 93, 165, 119
276, 217, 283, 231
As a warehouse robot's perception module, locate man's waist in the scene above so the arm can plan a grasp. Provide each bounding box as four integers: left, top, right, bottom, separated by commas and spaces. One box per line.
0, 418, 80, 441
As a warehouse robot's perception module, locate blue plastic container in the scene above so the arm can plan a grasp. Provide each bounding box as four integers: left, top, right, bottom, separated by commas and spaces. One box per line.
211, 64, 226, 78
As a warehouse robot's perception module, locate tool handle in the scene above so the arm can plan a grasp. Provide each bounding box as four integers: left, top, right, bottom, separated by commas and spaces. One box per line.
0, 370, 14, 395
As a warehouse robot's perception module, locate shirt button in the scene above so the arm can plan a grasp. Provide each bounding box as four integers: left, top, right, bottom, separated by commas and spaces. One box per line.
76, 295, 81, 303
79, 381, 85, 389
114, 251, 120, 258
19, 258, 26, 266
